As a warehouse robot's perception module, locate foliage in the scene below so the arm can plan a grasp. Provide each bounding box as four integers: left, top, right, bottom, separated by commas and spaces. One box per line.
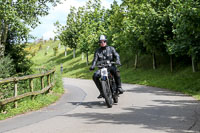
0, 0, 62, 120
0, 55, 15, 79
55, 0, 200, 71
0, 0, 61, 56
166, 0, 200, 71
53, 47, 58, 56
5, 42, 33, 74
0, 0, 61, 76
55, 0, 106, 60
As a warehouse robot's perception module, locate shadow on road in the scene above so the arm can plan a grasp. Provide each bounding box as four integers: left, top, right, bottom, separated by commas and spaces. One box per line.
64, 85, 200, 133
68, 101, 111, 109
125, 85, 187, 97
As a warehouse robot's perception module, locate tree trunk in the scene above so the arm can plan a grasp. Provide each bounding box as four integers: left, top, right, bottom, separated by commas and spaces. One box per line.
192, 55, 198, 72
3, 23, 8, 45
73, 48, 76, 58
152, 52, 156, 70
0, 39, 4, 59
65, 46, 67, 56
82, 52, 84, 60
0, 22, 8, 58
0, 44, 4, 59
86, 51, 89, 66
134, 53, 138, 69
0, 22, 2, 58
170, 55, 173, 72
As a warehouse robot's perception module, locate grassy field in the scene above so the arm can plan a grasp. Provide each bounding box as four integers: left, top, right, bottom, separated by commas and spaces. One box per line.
31, 40, 200, 100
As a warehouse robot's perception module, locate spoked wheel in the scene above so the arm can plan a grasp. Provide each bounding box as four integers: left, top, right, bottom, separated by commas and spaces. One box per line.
101, 81, 113, 108
111, 80, 118, 103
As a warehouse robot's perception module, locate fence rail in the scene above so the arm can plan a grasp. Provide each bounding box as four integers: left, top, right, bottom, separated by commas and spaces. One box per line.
0, 69, 56, 108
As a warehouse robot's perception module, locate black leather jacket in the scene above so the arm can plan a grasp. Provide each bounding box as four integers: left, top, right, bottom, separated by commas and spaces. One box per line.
91, 46, 121, 68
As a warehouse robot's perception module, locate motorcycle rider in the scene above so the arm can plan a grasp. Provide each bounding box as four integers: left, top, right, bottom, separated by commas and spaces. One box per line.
89, 35, 125, 98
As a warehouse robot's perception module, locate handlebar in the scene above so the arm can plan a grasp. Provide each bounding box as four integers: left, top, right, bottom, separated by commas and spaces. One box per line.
96, 60, 119, 68
89, 60, 121, 72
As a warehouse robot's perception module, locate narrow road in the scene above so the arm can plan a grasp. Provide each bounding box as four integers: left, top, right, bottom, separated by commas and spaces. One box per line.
0, 78, 200, 133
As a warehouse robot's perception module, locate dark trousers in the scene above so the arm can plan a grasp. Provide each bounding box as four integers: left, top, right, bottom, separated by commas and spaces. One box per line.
92, 66, 122, 94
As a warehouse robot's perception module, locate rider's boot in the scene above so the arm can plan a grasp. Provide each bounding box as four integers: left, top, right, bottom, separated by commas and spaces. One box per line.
97, 82, 104, 98
115, 75, 125, 94
118, 87, 125, 94
93, 76, 104, 98
97, 93, 103, 99
97, 87, 104, 98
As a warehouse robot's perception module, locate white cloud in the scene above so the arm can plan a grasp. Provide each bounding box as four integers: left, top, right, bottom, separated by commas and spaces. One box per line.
53, 0, 86, 14
102, 0, 112, 9
43, 31, 55, 40
30, 0, 122, 41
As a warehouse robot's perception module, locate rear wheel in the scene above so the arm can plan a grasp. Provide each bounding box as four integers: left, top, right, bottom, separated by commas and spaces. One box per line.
101, 80, 113, 108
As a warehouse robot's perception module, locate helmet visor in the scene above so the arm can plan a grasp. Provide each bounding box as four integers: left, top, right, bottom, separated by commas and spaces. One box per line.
99, 40, 107, 44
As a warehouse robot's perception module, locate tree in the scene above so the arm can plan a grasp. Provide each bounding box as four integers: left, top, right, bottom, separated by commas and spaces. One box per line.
123, 0, 170, 69
66, 7, 80, 58
78, 0, 106, 64
54, 21, 68, 56
57, 0, 106, 63
0, 0, 61, 58
106, 0, 125, 50
120, 0, 145, 69
167, 0, 200, 72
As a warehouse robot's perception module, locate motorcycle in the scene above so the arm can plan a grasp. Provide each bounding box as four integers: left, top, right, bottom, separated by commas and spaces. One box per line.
96, 60, 119, 108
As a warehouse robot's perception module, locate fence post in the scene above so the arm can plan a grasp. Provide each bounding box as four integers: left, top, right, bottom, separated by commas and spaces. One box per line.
29, 79, 34, 100
47, 75, 50, 86
14, 78, 18, 108
47, 74, 51, 93
60, 64, 63, 74
41, 76, 44, 90
52, 71, 55, 83
0, 69, 56, 109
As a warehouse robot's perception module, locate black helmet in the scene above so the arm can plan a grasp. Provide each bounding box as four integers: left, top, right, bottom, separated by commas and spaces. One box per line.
99, 35, 107, 41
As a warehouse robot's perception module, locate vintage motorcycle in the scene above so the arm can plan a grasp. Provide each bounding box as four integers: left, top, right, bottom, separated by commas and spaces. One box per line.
96, 60, 119, 108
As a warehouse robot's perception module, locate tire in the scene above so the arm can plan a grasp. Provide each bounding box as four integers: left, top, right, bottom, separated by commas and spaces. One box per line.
113, 94, 118, 103
101, 80, 113, 108
111, 80, 118, 103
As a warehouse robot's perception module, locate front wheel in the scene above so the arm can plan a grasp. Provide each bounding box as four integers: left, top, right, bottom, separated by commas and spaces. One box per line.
101, 80, 113, 108
111, 80, 118, 103
113, 93, 118, 103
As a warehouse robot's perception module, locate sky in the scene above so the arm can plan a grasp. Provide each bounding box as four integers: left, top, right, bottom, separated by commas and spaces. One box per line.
30, 0, 122, 42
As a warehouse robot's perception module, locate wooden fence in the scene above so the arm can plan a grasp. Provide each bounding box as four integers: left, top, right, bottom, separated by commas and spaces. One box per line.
0, 69, 55, 108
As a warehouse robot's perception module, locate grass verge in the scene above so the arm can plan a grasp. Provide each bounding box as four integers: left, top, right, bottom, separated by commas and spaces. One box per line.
0, 71, 63, 120
120, 66, 200, 100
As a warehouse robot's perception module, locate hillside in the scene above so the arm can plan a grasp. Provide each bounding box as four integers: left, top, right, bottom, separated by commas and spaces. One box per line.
30, 40, 200, 100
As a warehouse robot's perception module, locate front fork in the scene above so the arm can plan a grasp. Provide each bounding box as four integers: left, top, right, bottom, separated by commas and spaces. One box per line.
101, 75, 117, 95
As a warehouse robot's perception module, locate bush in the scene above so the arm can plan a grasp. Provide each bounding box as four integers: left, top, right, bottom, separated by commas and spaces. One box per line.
53, 71, 64, 94
5, 43, 33, 75
0, 56, 16, 79
53, 47, 58, 56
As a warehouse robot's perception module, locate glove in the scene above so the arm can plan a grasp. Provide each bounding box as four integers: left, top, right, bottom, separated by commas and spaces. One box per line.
116, 60, 121, 65
89, 66, 94, 71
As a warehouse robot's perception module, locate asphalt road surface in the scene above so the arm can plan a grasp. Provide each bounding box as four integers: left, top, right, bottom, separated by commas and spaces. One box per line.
0, 78, 200, 133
